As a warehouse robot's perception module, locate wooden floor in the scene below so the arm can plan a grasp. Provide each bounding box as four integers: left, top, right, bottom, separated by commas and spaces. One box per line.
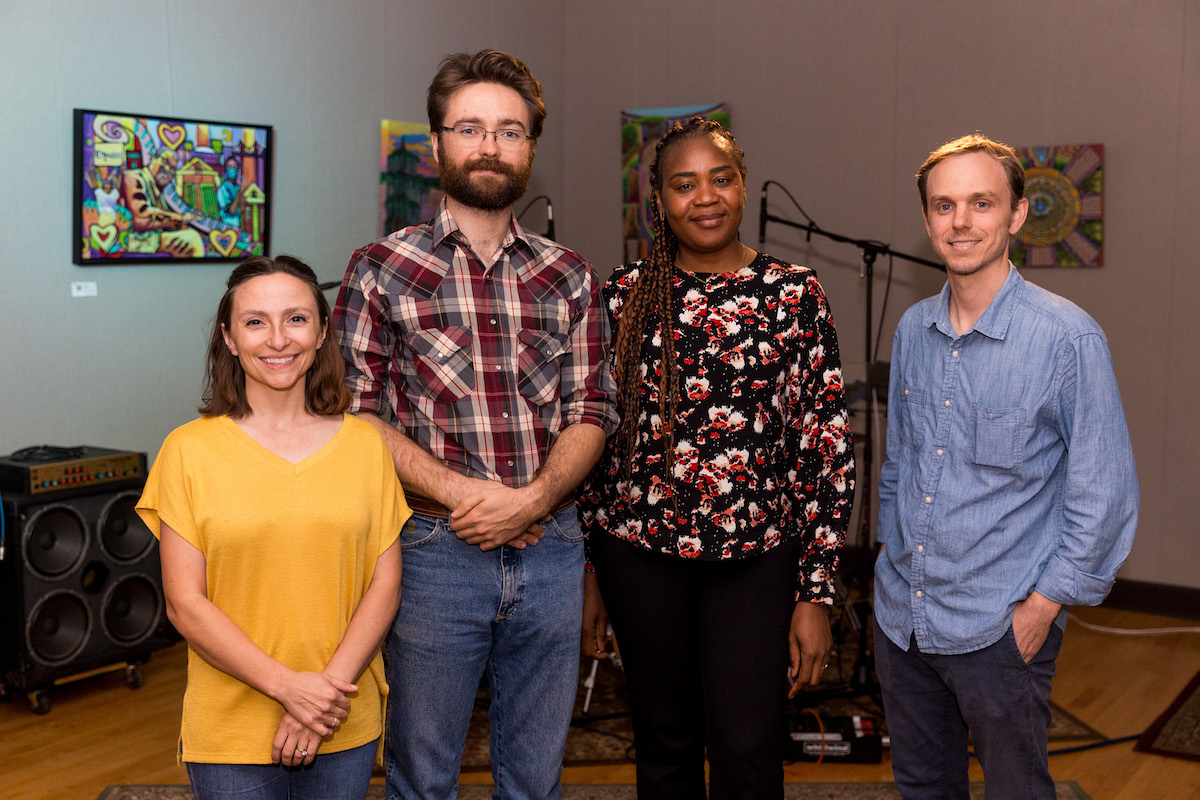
3, 605, 1199, 800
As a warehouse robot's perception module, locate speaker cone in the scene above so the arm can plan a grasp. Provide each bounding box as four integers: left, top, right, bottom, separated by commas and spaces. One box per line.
24, 505, 88, 578
103, 575, 162, 644
99, 492, 154, 562
27, 591, 91, 665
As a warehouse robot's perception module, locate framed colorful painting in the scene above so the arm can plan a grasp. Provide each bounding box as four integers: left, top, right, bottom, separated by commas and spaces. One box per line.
73, 109, 272, 265
1011, 143, 1104, 268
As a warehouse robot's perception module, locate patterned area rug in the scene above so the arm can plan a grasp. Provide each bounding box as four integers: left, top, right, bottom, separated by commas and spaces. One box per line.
98, 782, 1092, 799
460, 634, 1102, 772
1135, 666, 1200, 762
462, 659, 634, 771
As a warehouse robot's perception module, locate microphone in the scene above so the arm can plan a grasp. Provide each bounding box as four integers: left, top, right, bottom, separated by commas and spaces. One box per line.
758, 182, 769, 245
545, 197, 555, 241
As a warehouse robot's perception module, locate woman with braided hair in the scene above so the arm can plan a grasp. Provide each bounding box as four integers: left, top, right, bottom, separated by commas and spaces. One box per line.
578, 118, 855, 799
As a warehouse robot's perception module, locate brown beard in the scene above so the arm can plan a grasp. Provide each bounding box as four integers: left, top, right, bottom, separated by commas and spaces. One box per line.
438, 152, 532, 212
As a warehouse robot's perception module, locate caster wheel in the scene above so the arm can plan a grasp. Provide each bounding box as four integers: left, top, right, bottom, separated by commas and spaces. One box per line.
125, 664, 145, 690
29, 691, 50, 715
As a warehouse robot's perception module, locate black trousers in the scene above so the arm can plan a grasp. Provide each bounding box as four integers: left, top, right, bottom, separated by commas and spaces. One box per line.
591, 533, 801, 800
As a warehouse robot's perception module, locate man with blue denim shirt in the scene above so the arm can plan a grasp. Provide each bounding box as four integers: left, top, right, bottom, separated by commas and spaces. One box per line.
335, 51, 617, 800
874, 133, 1138, 799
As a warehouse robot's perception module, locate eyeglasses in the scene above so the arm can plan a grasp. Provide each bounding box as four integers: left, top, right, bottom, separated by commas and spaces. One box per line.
440, 124, 535, 151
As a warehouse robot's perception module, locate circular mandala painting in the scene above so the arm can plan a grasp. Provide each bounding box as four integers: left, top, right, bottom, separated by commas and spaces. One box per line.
1011, 144, 1104, 268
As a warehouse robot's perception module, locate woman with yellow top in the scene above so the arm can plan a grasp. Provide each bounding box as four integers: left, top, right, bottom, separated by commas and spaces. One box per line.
137, 254, 408, 800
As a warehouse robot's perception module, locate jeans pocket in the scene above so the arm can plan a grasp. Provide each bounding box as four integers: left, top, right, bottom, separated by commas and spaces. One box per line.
1002, 624, 1031, 669
399, 515, 442, 550
544, 510, 585, 544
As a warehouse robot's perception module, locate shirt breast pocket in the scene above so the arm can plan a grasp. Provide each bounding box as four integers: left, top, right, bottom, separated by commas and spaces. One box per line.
406, 326, 475, 403
971, 404, 1026, 471
898, 385, 930, 450
517, 328, 569, 407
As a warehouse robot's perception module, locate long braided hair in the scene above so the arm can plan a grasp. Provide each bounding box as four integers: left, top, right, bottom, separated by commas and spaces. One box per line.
612, 117, 747, 491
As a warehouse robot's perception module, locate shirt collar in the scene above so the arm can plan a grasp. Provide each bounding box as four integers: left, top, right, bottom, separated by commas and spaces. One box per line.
925, 262, 1025, 341
429, 197, 532, 255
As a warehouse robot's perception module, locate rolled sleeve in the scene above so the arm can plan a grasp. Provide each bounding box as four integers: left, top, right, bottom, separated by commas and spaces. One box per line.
1035, 332, 1139, 607
559, 265, 619, 434
334, 245, 394, 419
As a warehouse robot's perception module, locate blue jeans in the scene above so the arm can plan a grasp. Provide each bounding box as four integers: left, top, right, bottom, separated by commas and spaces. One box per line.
875, 617, 1064, 800
185, 739, 377, 800
384, 508, 585, 800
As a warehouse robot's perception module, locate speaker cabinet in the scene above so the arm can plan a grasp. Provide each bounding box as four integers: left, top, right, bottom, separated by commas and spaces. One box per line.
0, 485, 175, 713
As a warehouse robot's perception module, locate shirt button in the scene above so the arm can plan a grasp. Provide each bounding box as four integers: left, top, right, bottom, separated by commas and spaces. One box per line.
917, 545, 924, 553
507, 460, 514, 467
944, 400, 951, 407
490, 318, 497, 325
915, 590, 924, 598
952, 350, 959, 357
924, 496, 932, 504
904, 389, 909, 396
936, 449, 944, 456
502, 412, 509, 419
496, 364, 502, 370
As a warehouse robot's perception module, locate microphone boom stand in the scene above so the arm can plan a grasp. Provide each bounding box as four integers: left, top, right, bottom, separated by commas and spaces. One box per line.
760, 194, 944, 699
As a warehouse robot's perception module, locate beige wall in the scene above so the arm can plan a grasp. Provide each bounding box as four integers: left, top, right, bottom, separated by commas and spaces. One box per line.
1, 0, 1194, 589
556, 0, 1197, 589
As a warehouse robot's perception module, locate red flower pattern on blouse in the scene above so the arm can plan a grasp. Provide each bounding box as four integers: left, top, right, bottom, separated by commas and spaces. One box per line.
578, 254, 855, 602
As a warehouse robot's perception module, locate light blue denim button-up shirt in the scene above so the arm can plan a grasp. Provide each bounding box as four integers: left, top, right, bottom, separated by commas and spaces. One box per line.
874, 265, 1139, 655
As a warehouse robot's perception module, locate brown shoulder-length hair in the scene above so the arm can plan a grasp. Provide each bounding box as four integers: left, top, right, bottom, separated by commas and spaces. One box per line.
199, 254, 351, 419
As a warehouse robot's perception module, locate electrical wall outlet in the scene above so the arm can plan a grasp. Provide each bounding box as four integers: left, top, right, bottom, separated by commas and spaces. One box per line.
71, 281, 98, 298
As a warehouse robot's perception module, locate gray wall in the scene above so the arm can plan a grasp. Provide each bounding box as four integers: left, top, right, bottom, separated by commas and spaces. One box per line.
2, 1, 1196, 590
0, 0, 565, 459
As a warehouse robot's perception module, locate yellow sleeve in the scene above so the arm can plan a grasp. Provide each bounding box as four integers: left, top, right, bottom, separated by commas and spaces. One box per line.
372, 423, 409, 556
136, 423, 204, 551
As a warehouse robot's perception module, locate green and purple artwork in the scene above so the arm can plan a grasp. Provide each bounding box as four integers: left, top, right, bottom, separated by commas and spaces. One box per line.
1012, 143, 1104, 268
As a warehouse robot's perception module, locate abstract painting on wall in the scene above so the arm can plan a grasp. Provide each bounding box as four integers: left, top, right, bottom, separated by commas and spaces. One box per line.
621, 103, 731, 261
380, 120, 442, 238
73, 109, 272, 265
1011, 143, 1104, 268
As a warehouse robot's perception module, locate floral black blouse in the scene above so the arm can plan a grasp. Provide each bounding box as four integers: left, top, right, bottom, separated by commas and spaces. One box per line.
577, 253, 855, 603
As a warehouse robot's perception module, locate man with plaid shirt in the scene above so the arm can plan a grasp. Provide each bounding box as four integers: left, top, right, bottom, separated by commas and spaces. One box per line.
334, 51, 617, 800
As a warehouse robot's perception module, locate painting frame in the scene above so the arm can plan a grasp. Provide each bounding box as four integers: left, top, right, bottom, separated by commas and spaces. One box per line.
73, 108, 273, 266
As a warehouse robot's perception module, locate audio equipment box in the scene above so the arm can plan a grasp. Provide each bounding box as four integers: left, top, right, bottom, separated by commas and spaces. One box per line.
0, 445, 146, 500
0, 445, 173, 714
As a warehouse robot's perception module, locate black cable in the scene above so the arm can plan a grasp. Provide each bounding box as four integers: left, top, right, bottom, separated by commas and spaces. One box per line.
10, 445, 86, 461
872, 254, 895, 365
763, 180, 819, 228
967, 733, 1140, 760
1048, 733, 1141, 756
516, 194, 551, 221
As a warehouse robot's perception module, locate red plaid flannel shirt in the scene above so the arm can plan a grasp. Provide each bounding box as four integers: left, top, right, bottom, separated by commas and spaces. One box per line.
333, 201, 618, 487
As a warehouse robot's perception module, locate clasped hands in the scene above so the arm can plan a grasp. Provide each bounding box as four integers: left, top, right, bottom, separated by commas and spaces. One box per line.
448, 478, 551, 550
270, 670, 356, 767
